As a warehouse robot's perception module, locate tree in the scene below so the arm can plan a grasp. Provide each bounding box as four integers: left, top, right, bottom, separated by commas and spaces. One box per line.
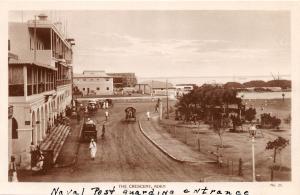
212, 114, 231, 148
261, 113, 281, 129
267, 79, 291, 90
223, 82, 244, 89
243, 80, 267, 88
266, 136, 289, 163
244, 108, 256, 122
266, 136, 289, 180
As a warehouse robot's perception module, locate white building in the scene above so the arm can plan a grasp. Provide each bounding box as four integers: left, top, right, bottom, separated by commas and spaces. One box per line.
73, 70, 114, 96
8, 14, 75, 169
140, 80, 176, 98
175, 84, 195, 97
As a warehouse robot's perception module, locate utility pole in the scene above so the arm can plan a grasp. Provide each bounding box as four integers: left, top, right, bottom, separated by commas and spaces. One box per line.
166, 79, 169, 119
151, 80, 153, 96
252, 136, 256, 182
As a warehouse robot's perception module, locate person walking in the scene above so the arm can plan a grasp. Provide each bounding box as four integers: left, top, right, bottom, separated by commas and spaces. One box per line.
8, 156, 18, 182
105, 110, 109, 121
101, 122, 106, 139
77, 112, 81, 123
147, 111, 150, 121
89, 139, 97, 160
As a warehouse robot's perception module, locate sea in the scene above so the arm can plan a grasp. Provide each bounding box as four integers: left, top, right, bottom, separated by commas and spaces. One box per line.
137, 75, 292, 99
137, 75, 291, 86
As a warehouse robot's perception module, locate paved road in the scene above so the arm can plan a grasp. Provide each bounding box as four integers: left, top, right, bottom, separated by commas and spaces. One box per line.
20, 102, 223, 182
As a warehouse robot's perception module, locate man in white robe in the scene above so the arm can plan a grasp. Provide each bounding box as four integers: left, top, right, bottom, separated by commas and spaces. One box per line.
89, 139, 97, 160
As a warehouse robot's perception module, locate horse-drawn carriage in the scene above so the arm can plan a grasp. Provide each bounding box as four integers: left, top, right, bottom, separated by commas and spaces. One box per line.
125, 107, 136, 122
81, 119, 97, 142
87, 100, 98, 115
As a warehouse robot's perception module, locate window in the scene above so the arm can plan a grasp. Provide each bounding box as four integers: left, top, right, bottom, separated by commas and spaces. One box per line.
106, 78, 109, 81
97, 87, 100, 90
83, 79, 86, 81
90, 78, 93, 81
83, 88, 85, 91
106, 87, 109, 90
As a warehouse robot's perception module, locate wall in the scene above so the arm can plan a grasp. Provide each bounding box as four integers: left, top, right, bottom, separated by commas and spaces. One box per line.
74, 77, 113, 95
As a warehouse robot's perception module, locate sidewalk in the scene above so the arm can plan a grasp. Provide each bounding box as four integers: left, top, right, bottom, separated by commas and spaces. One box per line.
54, 119, 83, 168
139, 114, 215, 164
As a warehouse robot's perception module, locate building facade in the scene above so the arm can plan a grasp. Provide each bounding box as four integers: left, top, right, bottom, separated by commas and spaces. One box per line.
175, 84, 195, 97
73, 70, 114, 96
8, 14, 75, 169
140, 80, 176, 97
107, 73, 137, 88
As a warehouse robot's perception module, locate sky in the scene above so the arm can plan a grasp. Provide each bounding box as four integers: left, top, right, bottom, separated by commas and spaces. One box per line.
9, 10, 291, 78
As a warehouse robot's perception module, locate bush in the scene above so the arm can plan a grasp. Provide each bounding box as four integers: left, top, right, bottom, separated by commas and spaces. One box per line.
261, 113, 281, 129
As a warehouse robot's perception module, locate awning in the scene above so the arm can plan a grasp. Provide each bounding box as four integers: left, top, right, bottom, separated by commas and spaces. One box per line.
9, 59, 57, 71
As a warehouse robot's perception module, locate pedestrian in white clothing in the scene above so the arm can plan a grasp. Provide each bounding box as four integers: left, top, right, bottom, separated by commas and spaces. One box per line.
105, 111, 109, 121
89, 139, 97, 160
147, 111, 150, 121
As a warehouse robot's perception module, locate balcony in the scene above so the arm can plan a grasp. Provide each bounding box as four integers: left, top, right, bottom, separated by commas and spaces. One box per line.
57, 79, 71, 86
30, 50, 55, 67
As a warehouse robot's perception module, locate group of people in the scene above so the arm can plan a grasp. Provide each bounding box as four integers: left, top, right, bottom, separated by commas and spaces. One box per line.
8, 156, 18, 182
30, 143, 45, 173
99, 101, 110, 109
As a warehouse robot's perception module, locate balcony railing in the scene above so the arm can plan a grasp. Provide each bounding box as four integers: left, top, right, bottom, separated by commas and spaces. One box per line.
27, 82, 55, 96
57, 79, 71, 86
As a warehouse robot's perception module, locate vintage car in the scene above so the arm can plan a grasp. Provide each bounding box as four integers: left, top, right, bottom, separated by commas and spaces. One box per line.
125, 107, 136, 122
81, 119, 97, 141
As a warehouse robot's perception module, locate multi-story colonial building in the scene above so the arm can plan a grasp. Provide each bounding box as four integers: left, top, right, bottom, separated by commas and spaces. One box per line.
73, 70, 114, 96
8, 14, 75, 169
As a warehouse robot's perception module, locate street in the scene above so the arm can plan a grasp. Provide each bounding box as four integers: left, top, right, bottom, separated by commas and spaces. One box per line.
19, 102, 224, 182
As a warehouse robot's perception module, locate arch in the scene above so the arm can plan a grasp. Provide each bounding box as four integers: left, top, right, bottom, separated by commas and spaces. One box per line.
12, 117, 18, 139
31, 111, 36, 144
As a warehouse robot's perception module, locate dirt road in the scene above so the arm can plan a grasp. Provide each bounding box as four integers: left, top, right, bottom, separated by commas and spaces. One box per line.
20, 102, 224, 182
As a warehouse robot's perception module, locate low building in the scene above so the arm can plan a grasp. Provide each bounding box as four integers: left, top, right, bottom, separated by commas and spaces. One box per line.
107, 72, 137, 88
140, 80, 176, 97
175, 84, 195, 97
135, 83, 151, 94
73, 70, 113, 96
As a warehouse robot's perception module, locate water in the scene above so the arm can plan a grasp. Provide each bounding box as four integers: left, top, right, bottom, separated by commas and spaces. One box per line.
138, 75, 291, 86
237, 91, 291, 99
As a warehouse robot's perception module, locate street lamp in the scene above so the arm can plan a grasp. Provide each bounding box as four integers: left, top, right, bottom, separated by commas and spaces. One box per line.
249, 124, 257, 182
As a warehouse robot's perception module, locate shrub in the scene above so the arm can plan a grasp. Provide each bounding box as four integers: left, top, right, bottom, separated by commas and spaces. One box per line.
261, 113, 281, 129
